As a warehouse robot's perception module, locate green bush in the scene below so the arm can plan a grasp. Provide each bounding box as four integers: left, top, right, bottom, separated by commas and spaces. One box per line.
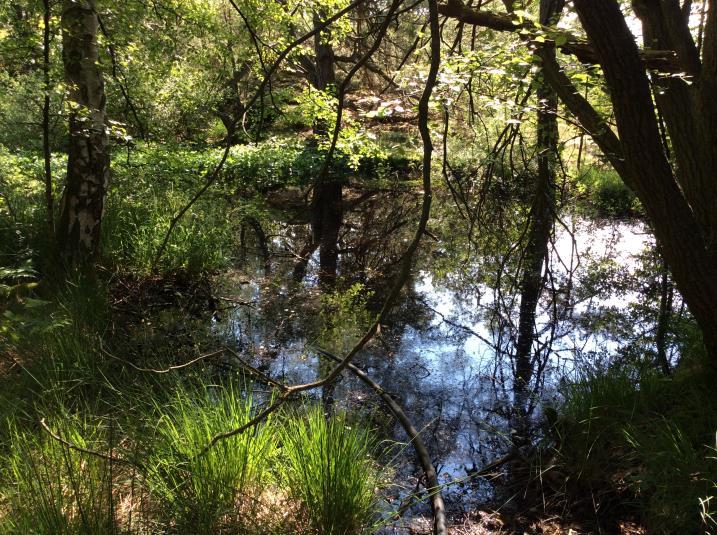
577, 167, 641, 218
0, 146, 65, 266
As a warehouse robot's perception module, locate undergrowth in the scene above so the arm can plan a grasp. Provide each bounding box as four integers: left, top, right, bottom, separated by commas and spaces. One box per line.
541, 352, 717, 533
1, 140, 415, 275
147, 383, 278, 534
281, 406, 385, 535
575, 166, 641, 219
0, 267, 390, 534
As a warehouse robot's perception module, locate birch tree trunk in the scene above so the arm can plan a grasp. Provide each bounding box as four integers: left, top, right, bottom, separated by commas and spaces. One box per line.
57, 0, 109, 264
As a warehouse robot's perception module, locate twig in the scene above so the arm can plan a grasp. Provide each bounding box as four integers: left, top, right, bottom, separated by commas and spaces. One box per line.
100, 345, 224, 374
224, 347, 289, 392
39, 418, 135, 465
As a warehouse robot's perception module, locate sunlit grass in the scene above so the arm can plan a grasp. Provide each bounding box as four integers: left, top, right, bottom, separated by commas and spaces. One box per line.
280, 405, 384, 535
146, 382, 278, 534
0, 412, 120, 535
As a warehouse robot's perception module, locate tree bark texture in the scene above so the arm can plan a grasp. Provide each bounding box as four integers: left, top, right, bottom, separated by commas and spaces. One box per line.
572, 0, 717, 358
58, 0, 109, 264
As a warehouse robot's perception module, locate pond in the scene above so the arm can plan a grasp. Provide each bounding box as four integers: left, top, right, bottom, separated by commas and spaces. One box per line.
206, 189, 657, 527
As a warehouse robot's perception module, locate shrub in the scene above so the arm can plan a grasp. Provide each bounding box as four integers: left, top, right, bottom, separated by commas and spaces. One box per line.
577, 167, 641, 218
545, 359, 717, 533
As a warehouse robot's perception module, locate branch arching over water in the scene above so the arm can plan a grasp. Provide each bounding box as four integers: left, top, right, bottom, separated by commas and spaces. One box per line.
194, 0, 444, 531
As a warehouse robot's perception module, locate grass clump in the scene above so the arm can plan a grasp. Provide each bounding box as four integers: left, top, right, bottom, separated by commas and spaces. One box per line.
280, 405, 384, 535
147, 382, 278, 534
543, 356, 717, 533
0, 413, 119, 535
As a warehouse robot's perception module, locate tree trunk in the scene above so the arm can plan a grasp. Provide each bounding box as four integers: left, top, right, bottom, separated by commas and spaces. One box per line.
513, 75, 558, 420
572, 0, 717, 359
42, 0, 54, 245
313, 11, 336, 101
316, 180, 342, 286
309, 9, 342, 286
439, 0, 717, 361
656, 252, 673, 375
57, 0, 109, 264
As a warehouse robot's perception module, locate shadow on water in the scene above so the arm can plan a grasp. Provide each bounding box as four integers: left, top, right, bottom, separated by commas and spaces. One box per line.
207, 189, 655, 522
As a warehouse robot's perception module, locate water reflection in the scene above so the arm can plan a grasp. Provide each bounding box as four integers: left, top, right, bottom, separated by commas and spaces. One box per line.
213, 204, 656, 518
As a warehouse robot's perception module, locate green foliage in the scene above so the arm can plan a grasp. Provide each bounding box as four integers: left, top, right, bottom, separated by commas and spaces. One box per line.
319, 283, 374, 354
576, 166, 641, 219
147, 383, 277, 533
0, 274, 110, 429
285, 86, 338, 132
546, 355, 717, 533
0, 146, 65, 264
0, 270, 389, 533
102, 144, 242, 272
280, 405, 384, 535
0, 135, 415, 278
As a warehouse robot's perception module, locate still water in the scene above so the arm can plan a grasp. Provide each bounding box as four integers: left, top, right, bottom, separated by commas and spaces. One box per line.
212, 214, 653, 521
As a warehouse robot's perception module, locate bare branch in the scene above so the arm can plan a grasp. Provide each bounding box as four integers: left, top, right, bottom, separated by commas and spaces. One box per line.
39, 418, 136, 466
100, 345, 225, 374
315, 346, 447, 535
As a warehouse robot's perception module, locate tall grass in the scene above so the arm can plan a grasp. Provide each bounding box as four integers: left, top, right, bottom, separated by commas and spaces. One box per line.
0, 388, 389, 534
100, 182, 240, 274
147, 382, 278, 534
546, 357, 717, 533
0, 413, 119, 535
280, 406, 384, 535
